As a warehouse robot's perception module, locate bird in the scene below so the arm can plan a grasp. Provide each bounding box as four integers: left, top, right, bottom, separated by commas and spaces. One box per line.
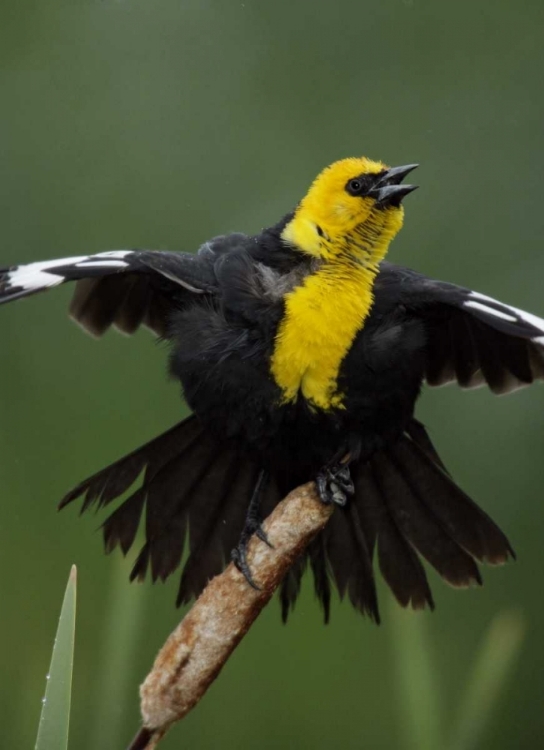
1, 155, 541, 624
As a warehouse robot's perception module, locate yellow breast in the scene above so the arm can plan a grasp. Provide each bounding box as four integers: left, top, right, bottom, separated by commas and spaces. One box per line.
270, 264, 375, 410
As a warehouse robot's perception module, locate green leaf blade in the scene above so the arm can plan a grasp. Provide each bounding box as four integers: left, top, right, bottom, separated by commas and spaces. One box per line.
450, 610, 525, 750
388, 602, 444, 750
35, 565, 77, 750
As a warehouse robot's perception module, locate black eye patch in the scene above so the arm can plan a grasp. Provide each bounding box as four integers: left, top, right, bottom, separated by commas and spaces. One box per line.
345, 173, 381, 197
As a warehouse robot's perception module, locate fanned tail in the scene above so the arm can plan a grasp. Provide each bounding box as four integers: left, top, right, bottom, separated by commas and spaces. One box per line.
59, 416, 280, 605
60, 416, 514, 622
301, 419, 514, 624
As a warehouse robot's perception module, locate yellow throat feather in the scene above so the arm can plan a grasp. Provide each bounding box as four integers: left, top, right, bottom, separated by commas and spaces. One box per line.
270, 157, 406, 410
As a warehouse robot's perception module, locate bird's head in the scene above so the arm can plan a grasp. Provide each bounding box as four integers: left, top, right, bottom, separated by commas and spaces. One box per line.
282, 157, 418, 264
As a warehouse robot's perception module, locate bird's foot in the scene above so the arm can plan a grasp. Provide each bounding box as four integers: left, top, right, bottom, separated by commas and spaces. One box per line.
231, 514, 273, 590
316, 463, 355, 507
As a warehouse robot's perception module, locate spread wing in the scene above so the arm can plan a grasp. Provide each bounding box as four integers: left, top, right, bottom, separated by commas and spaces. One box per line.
376, 262, 544, 394
0, 249, 218, 337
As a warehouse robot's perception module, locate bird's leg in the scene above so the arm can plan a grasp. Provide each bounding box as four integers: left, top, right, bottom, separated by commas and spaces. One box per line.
316, 458, 355, 507
231, 470, 273, 589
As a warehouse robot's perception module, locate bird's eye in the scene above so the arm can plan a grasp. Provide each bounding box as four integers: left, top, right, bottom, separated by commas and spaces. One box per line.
346, 177, 367, 196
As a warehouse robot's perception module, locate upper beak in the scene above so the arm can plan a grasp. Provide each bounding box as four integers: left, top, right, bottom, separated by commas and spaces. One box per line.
369, 163, 419, 207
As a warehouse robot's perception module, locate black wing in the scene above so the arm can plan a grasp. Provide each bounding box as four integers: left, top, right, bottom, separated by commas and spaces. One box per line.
0, 248, 219, 337
376, 262, 544, 394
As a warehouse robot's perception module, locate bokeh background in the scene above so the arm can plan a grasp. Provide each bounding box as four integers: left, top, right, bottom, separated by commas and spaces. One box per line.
1, 1, 543, 748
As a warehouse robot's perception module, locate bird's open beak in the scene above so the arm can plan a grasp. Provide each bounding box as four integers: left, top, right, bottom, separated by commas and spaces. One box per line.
369, 164, 419, 206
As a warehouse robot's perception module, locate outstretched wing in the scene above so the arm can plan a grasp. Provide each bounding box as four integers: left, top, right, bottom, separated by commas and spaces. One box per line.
0, 249, 218, 337
376, 262, 544, 394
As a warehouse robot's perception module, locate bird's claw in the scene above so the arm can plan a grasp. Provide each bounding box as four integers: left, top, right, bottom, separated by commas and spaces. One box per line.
231, 544, 261, 590
231, 517, 273, 590
316, 464, 355, 507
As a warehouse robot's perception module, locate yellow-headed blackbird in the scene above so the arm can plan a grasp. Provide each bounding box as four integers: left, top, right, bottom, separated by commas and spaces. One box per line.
2, 156, 540, 623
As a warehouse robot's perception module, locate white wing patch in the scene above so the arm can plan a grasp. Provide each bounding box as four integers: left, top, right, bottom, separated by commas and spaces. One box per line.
75, 260, 128, 269
464, 291, 544, 340
6, 257, 89, 292
464, 300, 517, 323
3, 251, 132, 294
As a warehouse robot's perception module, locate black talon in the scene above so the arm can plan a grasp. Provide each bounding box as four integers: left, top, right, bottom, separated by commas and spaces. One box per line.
336, 464, 354, 490
316, 462, 354, 507
231, 470, 272, 590
255, 524, 273, 547
231, 544, 261, 590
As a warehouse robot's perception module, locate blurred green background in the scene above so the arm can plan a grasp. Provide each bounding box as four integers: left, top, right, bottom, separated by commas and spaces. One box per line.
1, 1, 543, 748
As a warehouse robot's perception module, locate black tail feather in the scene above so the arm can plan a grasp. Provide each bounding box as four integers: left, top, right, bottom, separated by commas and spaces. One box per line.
279, 556, 307, 623
176, 452, 263, 604
346, 502, 380, 620
321, 499, 380, 622
364, 460, 435, 612
375, 450, 483, 589
59, 417, 203, 512
60, 416, 259, 603
103, 488, 146, 555
346, 421, 513, 614
404, 418, 450, 474
308, 536, 332, 624
60, 416, 514, 622
394, 433, 515, 564
291, 420, 513, 622
176, 451, 244, 598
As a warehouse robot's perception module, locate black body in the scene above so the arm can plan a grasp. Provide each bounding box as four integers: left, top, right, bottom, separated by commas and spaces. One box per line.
3, 220, 541, 622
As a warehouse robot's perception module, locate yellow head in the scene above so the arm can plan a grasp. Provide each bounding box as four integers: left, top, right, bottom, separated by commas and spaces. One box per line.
282, 157, 418, 265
